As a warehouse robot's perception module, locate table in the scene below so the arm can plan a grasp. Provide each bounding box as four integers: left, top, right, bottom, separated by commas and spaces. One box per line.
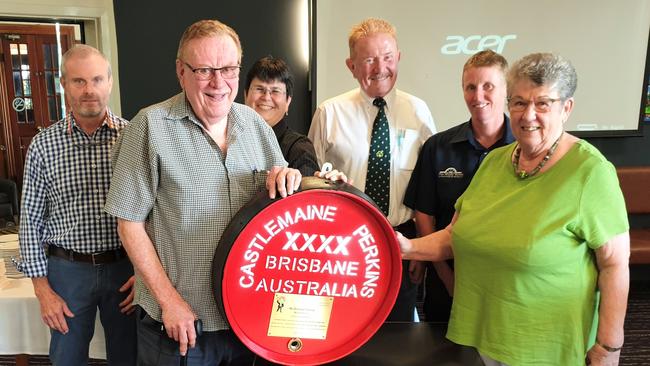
255, 322, 482, 365
0, 235, 106, 360
332, 322, 482, 365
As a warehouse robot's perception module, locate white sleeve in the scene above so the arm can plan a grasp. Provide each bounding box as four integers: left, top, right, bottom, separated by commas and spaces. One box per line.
308, 106, 328, 167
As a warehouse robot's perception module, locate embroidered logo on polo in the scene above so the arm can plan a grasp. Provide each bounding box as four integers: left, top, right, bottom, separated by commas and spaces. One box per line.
438, 167, 464, 178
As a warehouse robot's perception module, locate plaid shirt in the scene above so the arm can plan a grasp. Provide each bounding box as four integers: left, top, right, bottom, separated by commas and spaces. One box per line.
105, 93, 286, 331
18, 110, 128, 277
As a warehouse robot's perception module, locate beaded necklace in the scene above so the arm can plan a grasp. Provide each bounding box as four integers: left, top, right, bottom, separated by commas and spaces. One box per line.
512, 133, 563, 179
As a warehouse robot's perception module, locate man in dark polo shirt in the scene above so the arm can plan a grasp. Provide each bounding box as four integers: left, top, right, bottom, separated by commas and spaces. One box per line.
404, 50, 514, 322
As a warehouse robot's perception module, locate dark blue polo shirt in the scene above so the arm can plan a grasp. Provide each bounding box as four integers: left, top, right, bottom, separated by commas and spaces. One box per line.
404, 115, 514, 229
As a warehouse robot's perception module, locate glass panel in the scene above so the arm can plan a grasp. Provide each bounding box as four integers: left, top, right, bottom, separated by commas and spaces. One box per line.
22, 77, 31, 96
12, 71, 23, 96
9, 43, 17, 55
18, 44, 27, 54
15, 97, 34, 125
11, 53, 19, 70
43, 44, 52, 69
56, 95, 62, 120
26, 110, 35, 123
48, 97, 57, 121
52, 48, 59, 71
16, 109, 26, 124
45, 71, 55, 95
25, 98, 34, 123
20, 53, 28, 68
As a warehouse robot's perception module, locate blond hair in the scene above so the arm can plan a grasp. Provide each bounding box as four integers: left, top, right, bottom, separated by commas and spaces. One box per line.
176, 19, 242, 62
463, 50, 508, 73
461, 50, 508, 86
61, 44, 111, 78
348, 18, 397, 57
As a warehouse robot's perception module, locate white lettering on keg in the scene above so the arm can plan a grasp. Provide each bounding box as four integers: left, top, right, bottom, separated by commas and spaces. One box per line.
353, 224, 380, 298
260, 205, 338, 242
281, 232, 351, 255
265, 255, 360, 276
254, 279, 359, 298
238, 204, 338, 288
238, 207, 390, 300
440, 34, 517, 55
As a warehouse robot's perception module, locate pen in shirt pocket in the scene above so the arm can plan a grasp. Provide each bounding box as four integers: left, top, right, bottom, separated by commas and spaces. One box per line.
397, 128, 406, 150
252, 168, 269, 187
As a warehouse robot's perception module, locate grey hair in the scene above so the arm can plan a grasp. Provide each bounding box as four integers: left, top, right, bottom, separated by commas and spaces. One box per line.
506, 53, 577, 100
60, 44, 112, 79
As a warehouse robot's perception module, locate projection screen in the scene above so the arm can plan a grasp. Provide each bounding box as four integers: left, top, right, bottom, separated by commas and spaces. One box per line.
315, 0, 650, 136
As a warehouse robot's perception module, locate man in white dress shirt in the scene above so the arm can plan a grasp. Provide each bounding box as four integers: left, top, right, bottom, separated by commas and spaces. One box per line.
308, 17, 436, 321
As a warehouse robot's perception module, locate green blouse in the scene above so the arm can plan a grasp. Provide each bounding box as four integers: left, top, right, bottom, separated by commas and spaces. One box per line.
448, 140, 629, 365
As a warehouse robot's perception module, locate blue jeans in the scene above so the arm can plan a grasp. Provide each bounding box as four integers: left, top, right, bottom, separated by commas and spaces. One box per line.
47, 255, 136, 366
136, 307, 254, 366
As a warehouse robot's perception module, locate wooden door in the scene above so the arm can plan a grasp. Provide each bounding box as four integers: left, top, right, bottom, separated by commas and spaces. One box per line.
0, 25, 73, 185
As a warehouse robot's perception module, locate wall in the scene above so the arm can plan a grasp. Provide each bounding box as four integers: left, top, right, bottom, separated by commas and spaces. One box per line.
587, 124, 650, 166
0, 0, 123, 114
315, 0, 650, 135
112, 0, 312, 135
111, 0, 649, 167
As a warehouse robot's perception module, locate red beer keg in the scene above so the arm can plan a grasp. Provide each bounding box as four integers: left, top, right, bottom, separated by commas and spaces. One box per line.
212, 177, 402, 365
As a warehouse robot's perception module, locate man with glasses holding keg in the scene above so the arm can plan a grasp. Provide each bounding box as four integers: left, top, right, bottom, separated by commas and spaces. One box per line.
105, 19, 301, 365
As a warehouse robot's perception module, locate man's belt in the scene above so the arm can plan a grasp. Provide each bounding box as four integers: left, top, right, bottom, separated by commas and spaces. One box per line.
48, 245, 127, 265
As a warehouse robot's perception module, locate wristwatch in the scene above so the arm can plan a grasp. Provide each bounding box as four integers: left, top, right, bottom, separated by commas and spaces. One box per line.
596, 339, 623, 352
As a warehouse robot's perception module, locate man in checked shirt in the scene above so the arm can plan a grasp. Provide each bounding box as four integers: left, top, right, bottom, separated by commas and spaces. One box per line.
18, 45, 136, 365
105, 19, 307, 365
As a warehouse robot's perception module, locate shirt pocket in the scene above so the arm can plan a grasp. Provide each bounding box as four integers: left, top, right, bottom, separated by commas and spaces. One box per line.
397, 129, 420, 170
252, 169, 270, 191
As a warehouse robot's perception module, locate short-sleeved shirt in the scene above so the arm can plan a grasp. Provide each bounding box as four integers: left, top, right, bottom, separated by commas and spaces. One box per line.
309, 87, 436, 226
104, 93, 286, 331
447, 140, 629, 365
404, 117, 513, 229
273, 118, 319, 176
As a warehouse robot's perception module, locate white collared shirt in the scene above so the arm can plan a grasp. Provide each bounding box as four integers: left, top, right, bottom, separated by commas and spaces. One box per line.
309, 87, 436, 226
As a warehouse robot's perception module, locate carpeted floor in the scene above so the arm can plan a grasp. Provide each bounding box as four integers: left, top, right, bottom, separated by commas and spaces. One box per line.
1, 281, 649, 365
0, 357, 105, 365
620, 280, 650, 365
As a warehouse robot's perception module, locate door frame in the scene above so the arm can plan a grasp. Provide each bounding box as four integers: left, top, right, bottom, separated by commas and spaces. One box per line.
0, 3, 122, 181
0, 24, 75, 181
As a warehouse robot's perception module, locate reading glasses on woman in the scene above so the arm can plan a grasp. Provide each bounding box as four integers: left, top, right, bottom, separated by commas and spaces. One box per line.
182, 61, 240, 80
507, 96, 562, 113
250, 85, 286, 98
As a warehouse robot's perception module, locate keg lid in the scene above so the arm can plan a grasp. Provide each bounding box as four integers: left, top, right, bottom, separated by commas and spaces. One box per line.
213, 177, 402, 365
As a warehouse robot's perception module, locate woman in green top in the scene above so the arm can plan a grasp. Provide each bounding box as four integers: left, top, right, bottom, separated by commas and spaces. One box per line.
398, 53, 630, 366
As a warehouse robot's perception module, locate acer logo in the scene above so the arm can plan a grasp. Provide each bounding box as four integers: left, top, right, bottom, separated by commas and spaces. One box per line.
282, 232, 351, 255
440, 34, 517, 55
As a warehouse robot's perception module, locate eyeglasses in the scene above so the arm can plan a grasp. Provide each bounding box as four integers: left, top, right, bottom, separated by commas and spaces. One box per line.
507, 97, 562, 113
183, 61, 240, 80
250, 86, 287, 97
